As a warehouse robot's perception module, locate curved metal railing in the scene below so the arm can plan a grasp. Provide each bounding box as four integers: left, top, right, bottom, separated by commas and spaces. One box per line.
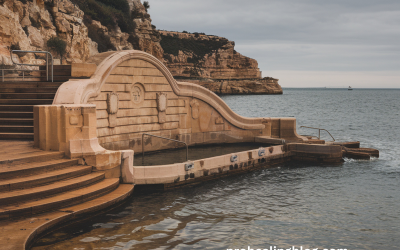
7, 50, 53, 82
300, 126, 335, 141
142, 133, 189, 164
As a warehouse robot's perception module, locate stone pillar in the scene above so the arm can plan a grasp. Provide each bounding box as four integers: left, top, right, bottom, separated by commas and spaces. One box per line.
121, 150, 134, 184
33, 104, 134, 182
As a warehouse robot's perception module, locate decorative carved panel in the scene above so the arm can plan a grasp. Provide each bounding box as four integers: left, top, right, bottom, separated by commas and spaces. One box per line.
107, 92, 119, 128
107, 92, 119, 114
190, 99, 199, 119
157, 92, 167, 123
131, 83, 145, 104
157, 92, 167, 112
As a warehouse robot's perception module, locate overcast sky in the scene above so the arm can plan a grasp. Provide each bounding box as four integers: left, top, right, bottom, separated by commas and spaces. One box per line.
147, 0, 400, 88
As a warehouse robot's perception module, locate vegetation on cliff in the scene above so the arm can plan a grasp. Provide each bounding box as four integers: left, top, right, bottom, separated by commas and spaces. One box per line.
47, 36, 67, 64
160, 32, 229, 63
0, 0, 282, 94
70, 0, 134, 33
69, 0, 135, 52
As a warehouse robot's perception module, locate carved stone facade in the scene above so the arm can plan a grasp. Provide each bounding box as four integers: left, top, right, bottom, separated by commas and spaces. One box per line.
51, 51, 303, 152
107, 92, 119, 128
157, 92, 167, 123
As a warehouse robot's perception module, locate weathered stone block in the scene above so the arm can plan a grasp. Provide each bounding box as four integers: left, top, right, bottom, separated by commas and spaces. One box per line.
120, 150, 134, 184
71, 63, 97, 77
87, 150, 121, 171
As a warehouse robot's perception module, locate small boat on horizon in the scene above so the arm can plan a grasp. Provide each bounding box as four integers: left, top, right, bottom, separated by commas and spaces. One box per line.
348, 86, 353, 90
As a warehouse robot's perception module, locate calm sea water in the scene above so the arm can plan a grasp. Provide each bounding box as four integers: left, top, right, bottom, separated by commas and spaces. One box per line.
33, 88, 400, 250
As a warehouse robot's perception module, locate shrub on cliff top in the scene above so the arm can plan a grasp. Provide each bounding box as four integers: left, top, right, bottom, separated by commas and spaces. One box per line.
96, 0, 130, 14
160, 34, 229, 61
85, 19, 116, 52
47, 37, 67, 64
143, 1, 150, 12
71, 0, 134, 33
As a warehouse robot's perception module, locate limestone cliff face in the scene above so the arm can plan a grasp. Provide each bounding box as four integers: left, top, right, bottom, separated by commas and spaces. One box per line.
160, 30, 282, 94
160, 31, 261, 80
128, 0, 163, 60
0, 0, 281, 94
187, 77, 282, 95
83, 0, 163, 59
0, 0, 163, 66
0, 0, 97, 65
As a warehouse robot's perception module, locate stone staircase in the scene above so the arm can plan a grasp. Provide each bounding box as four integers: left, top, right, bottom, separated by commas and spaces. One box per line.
0, 65, 71, 140
0, 150, 125, 220
0, 142, 134, 249
0, 62, 135, 249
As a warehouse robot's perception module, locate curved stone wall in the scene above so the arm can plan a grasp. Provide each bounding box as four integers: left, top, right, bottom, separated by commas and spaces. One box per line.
53, 50, 305, 152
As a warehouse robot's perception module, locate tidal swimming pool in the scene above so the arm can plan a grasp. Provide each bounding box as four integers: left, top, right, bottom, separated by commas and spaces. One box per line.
134, 142, 274, 166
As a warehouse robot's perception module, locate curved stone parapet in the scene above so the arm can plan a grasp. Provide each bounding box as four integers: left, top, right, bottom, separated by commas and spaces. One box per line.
53, 50, 306, 152
54, 50, 264, 129
133, 145, 288, 185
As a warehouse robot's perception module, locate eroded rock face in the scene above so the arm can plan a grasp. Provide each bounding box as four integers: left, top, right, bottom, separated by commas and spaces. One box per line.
0, 0, 281, 94
160, 31, 261, 80
0, 0, 97, 66
160, 31, 282, 94
129, 0, 164, 60
0, 1, 33, 65
85, 19, 133, 52
187, 77, 283, 95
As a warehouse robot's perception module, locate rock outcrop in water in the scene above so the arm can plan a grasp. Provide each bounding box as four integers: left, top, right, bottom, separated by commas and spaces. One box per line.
186, 77, 282, 95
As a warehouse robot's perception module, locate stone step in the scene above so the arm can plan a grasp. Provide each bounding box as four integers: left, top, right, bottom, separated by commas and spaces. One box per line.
343, 147, 379, 159
0, 158, 77, 179
0, 88, 58, 93
40, 65, 72, 71
0, 184, 132, 249
0, 178, 120, 220
0, 118, 33, 126
38, 76, 70, 82
0, 184, 133, 250
0, 105, 33, 112
0, 165, 92, 192
0, 125, 33, 133
0, 172, 104, 206
0, 133, 33, 140
0, 99, 53, 105
0, 93, 55, 99
0, 112, 33, 118
40, 70, 71, 76
0, 82, 64, 88
333, 141, 360, 148
1, 76, 70, 82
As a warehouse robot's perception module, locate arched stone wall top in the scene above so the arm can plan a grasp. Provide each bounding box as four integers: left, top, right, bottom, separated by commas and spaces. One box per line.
53, 50, 265, 130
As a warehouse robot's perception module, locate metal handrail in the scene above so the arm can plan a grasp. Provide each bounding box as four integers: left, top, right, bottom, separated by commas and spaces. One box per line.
10, 50, 53, 82
142, 133, 189, 163
300, 126, 335, 141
